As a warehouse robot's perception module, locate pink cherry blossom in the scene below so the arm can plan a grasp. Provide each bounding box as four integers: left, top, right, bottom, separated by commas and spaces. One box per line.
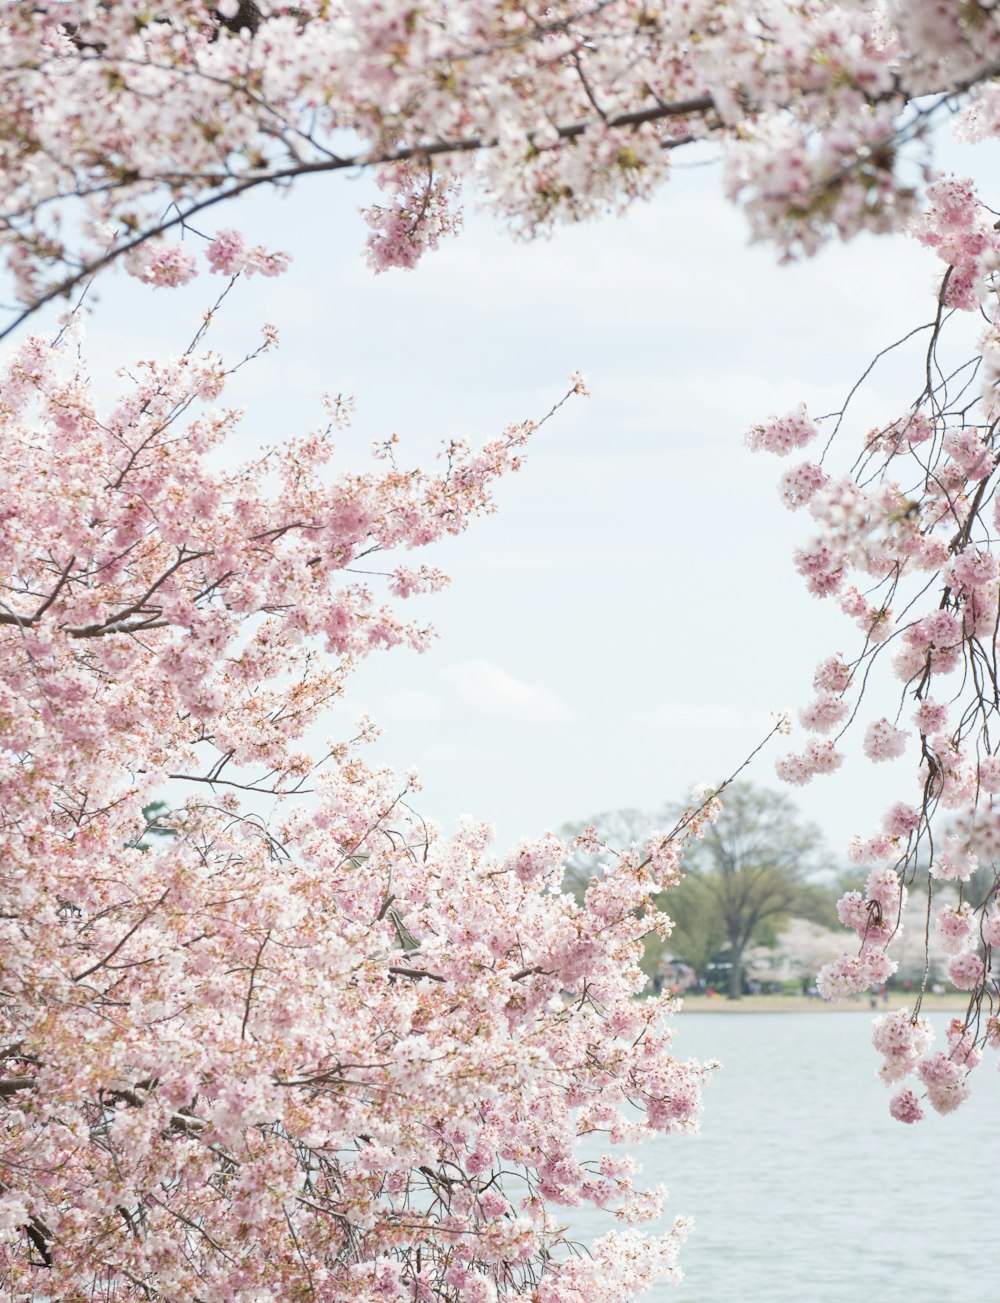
0, 298, 724, 1298
882, 802, 921, 838
2, 2, 1000, 1278
948, 952, 985, 990
799, 692, 849, 734
935, 904, 975, 955
916, 1052, 971, 1115
979, 756, 1000, 793
872, 1008, 933, 1084
931, 837, 978, 883
946, 1018, 983, 1071
774, 738, 844, 786
778, 461, 830, 510
913, 699, 948, 735
862, 718, 909, 762
125, 241, 198, 288
889, 1089, 925, 1124
0, 0, 990, 327
745, 404, 819, 456
813, 655, 853, 694
818, 952, 875, 1000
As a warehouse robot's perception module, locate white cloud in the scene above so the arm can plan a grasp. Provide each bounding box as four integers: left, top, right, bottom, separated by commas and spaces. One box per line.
442, 659, 574, 722
355, 184, 938, 344
420, 742, 489, 764
376, 689, 443, 720
471, 541, 679, 571
634, 702, 774, 732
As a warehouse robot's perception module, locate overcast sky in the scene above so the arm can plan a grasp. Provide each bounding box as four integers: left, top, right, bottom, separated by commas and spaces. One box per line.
67, 128, 1000, 864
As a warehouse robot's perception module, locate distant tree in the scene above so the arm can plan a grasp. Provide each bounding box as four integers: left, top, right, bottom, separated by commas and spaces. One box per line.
647, 876, 729, 986
562, 784, 831, 996
561, 809, 728, 985
128, 801, 179, 850
659, 783, 830, 1000
770, 918, 846, 986
560, 807, 652, 902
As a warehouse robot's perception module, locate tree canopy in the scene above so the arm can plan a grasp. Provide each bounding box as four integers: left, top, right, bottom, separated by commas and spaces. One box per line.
3, 2, 1000, 330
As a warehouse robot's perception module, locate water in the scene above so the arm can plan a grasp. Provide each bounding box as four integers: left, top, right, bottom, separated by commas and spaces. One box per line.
563, 1011, 999, 1302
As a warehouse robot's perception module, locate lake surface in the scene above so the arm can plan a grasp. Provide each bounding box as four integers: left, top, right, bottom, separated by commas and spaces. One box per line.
564, 1011, 999, 1302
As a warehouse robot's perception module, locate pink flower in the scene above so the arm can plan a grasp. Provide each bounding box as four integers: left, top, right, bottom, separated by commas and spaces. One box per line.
889, 1089, 924, 1124
778, 461, 829, 509
979, 755, 1000, 793
812, 656, 852, 694
244, 246, 292, 277
775, 738, 844, 786
799, 692, 849, 734
205, 229, 248, 275
206, 230, 292, 278
817, 952, 870, 1000
862, 718, 908, 762
948, 952, 985, 991
943, 429, 993, 479
873, 1008, 933, 1083
794, 541, 845, 596
931, 837, 978, 882
865, 866, 903, 913
848, 832, 894, 864
882, 802, 920, 838
913, 175, 1000, 311
745, 404, 819, 456
902, 611, 962, 675
913, 699, 948, 734
872, 412, 934, 453
945, 546, 997, 593
917, 1052, 970, 1114
945, 1018, 982, 1070
935, 904, 973, 955
126, 242, 198, 288
836, 871, 901, 947
862, 950, 896, 985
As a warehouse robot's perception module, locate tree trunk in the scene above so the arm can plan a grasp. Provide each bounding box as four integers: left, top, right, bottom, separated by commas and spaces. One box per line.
728, 947, 743, 1000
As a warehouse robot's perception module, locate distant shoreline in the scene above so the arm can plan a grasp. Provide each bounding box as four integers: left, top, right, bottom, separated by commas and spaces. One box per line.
675, 993, 970, 1014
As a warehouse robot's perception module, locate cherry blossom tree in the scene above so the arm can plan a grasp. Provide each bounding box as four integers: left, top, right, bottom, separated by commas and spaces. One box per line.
750, 173, 1000, 1120
2, 1, 1000, 331
4, 2, 1000, 1298
0, 292, 726, 1297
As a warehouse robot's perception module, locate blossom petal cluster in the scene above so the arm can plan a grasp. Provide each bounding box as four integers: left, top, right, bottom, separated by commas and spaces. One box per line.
2, 2, 1000, 318
753, 164, 1000, 1117
0, 309, 717, 1299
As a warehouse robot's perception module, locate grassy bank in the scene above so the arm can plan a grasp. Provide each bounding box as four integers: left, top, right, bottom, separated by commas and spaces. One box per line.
675, 992, 970, 1014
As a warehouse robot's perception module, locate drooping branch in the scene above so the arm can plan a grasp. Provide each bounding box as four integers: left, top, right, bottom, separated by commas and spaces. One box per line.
0, 91, 718, 342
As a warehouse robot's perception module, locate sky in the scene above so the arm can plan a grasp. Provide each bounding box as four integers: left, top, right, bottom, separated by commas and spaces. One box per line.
61, 129, 1000, 866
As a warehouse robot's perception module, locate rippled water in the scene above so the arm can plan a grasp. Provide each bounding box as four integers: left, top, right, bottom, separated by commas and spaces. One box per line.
564, 1011, 999, 1303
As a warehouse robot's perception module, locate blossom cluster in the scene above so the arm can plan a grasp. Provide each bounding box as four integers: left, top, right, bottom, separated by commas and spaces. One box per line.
754, 168, 1000, 1118
0, 307, 716, 1299
1, 2, 1000, 317
911, 174, 1000, 311
817, 866, 905, 1000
